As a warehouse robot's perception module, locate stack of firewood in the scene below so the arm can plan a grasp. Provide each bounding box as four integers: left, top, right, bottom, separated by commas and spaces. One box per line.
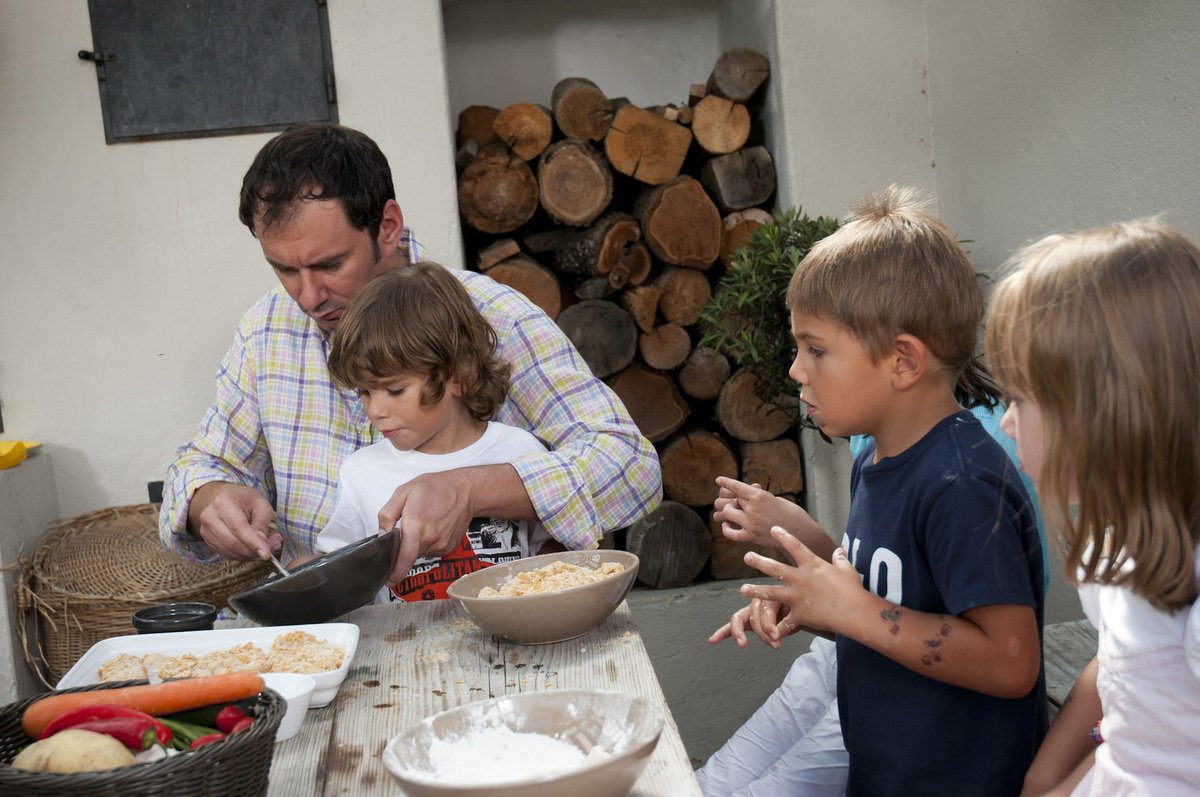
456, 48, 799, 588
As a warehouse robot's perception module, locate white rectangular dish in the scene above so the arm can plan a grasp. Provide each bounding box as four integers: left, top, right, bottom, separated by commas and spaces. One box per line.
55, 623, 359, 708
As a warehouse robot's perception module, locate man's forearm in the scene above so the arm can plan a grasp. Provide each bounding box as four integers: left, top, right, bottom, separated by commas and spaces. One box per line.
456, 464, 537, 520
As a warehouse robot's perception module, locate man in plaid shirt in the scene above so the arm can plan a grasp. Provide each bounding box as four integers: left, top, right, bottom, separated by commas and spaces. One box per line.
159, 123, 661, 583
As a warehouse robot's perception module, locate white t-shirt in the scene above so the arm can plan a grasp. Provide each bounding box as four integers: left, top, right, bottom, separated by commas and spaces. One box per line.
1072, 542, 1200, 796
316, 421, 551, 602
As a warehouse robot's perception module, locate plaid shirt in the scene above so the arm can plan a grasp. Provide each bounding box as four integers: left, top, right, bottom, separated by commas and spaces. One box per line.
160, 229, 662, 561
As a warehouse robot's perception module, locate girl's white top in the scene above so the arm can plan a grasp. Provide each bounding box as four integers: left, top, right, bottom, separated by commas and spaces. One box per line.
1072, 542, 1200, 796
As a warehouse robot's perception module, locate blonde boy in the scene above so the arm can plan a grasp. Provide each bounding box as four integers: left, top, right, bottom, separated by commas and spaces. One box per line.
701, 187, 1046, 796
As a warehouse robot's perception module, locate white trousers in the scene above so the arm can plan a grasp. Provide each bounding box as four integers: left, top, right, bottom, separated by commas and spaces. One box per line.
697, 637, 848, 797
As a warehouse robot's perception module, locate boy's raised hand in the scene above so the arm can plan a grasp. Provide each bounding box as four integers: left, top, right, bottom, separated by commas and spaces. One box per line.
739, 527, 864, 637
714, 477, 836, 561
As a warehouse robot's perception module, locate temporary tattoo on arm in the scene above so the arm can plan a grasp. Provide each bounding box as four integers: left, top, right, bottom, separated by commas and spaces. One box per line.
881, 607, 902, 635
920, 617, 952, 666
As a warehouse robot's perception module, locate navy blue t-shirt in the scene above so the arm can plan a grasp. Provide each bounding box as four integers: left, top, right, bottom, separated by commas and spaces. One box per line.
838, 411, 1047, 797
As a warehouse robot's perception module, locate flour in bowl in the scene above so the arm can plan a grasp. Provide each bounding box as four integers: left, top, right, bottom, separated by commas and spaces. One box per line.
477, 560, 626, 598
422, 725, 607, 785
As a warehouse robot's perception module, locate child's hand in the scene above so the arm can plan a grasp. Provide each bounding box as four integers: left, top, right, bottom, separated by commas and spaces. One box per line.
708, 598, 788, 649
714, 477, 835, 560
739, 527, 864, 637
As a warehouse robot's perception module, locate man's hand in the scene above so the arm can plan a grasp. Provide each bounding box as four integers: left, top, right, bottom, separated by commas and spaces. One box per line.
188, 482, 280, 560
378, 469, 475, 584
377, 464, 537, 585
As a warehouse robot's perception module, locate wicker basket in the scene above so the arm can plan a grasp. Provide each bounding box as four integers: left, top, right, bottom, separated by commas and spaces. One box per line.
0, 681, 283, 796
16, 504, 273, 687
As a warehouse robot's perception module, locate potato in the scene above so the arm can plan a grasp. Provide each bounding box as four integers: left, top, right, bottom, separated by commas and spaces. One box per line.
11, 728, 136, 773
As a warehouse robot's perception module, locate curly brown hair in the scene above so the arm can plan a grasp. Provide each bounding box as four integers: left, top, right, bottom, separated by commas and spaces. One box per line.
327, 262, 510, 421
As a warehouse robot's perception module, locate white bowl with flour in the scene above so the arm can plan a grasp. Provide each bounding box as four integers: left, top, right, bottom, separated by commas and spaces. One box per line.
382, 689, 663, 797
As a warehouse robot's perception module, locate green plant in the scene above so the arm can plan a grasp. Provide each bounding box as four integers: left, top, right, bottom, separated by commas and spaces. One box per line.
698, 208, 840, 431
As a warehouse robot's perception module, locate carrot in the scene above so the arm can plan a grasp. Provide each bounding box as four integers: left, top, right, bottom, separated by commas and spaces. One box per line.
22, 672, 264, 739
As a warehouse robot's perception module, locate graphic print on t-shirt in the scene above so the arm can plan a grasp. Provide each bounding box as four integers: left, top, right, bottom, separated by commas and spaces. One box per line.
390, 517, 524, 601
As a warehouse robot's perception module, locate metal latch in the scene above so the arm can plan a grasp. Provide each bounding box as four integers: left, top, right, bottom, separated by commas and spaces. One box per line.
78, 50, 116, 64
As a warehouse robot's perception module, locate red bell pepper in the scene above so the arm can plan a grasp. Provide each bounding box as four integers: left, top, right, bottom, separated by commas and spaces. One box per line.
40, 704, 172, 746
189, 732, 226, 749
70, 717, 162, 751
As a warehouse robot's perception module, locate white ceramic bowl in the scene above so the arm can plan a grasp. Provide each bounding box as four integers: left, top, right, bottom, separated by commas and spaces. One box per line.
382, 689, 663, 797
261, 672, 316, 741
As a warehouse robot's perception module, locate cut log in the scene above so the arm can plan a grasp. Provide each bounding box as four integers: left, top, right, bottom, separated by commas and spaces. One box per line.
493, 102, 553, 161
739, 438, 803, 496
456, 105, 500, 150
607, 363, 689, 443
537, 139, 613, 227
574, 276, 615, 301
647, 104, 681, 123
700, 146, 777, 212
625, 500, 711, 589
604, 105, 693, 186
639, 323, 691, 371
705, 47, 770, 102
709, 512, 789, 581
691, 95, 751, 156
457, 146, 539, 234
486, 254, 563, 321
720, 208, 775, 266
716, 368, 799, 442
678, 346, 730, 400
523, 228, 578, 255
556, 300, 637, 378
554, 212, 647, 286
660, 430, 737, 507
654, 267, 712, 327
605, 239, 652, 289
476, 238, 521, 271
620, 285, 664, 333
688, 83, 707, 107
633, 176, 722, 269
551, 77, 614, 141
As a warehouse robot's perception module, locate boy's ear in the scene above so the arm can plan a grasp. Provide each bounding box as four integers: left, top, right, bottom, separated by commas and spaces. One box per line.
445, 375, 466, 398
889, 333, 929, 390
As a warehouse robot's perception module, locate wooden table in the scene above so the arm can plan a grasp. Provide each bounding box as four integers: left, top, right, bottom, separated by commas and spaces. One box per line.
233, 601, 701, 796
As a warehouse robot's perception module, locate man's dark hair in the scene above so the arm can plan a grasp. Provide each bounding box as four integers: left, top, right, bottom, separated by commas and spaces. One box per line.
238, 123, 396, 238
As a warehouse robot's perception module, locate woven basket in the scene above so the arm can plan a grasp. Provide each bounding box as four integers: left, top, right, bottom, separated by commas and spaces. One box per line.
16, 504, 273, 687
0, 681, 283, 796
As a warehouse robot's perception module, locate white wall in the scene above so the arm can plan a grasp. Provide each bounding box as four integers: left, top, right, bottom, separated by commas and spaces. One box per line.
443, 0, 722, 111
928, 0, 1200, 271
0, 0, 460, 517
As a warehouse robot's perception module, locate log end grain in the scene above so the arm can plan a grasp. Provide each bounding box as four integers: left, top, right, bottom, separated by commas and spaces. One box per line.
556, 299, 637, 378
625, 500, 712, 589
